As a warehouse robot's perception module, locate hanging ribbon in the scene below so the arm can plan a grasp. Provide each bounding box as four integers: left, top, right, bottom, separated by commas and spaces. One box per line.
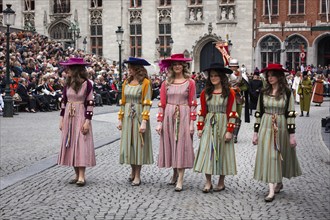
174, 105, 180, 142
272, 114, 283, 161
209, 113, 218, 161
65, 102, 76, 148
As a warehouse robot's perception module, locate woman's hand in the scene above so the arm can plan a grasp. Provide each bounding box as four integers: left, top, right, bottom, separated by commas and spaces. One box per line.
252, 132, 258, 145
81, 120, 90, 135
224, 132, 232, 142
139, 120, 147, 133
289, 133, 297, 148
197, 130, 203, 138
190, 121, 194, 135
59, 118, 63, 131
117, 120, 122, 130
156, 122, 162, 135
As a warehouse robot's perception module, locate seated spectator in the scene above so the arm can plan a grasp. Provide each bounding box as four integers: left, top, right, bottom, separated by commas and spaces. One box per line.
16, 78, 36, 113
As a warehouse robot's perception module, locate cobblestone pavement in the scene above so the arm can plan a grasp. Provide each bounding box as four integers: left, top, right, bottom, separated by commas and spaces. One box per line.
0, 102, 329, 219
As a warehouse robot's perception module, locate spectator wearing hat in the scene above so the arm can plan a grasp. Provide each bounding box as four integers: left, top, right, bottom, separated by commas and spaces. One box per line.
194, 62, 237, 193
228, 59, 250, 143
117, 57, 154, 186
297, 71, 312, 116
156, 53, 197, 192
58, 57, 96, 187
252, 63, 301, 202
249, 70, 263, 116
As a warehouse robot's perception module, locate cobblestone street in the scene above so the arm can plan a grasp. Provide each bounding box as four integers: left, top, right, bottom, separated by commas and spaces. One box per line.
0, 102, 329, 219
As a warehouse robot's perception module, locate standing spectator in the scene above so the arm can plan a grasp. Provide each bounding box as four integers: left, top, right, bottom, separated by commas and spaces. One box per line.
117, 57, 154, 186
156, 54, 197, 192
297, 71, 312, 117
194, 62, 237, 193
311, 74, 324, 106
58, 58, 96, 187
292, 71, 301, 104
249, 71, 263, 116
252, 63, 301, 202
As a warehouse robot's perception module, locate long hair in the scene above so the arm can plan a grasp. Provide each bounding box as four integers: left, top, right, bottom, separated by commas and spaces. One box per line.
65, 65, 88, 93
127, 64, 148, 84
205, 69, 230, 100
262, 70, 289, 99
166, 62, 191, 84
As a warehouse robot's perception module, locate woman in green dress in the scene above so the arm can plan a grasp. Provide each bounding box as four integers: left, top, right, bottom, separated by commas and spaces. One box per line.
252, 63, 302, 202
117, 57, 153, 186
298, 71, 312, 117
194, 62, 237, 193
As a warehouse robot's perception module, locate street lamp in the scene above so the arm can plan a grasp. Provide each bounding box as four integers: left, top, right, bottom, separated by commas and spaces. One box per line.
115, 26, 124, 102
68, 21, 81, 50
83, 37, 87, 53
155, 37, 174, 59
3, 4, 16, 118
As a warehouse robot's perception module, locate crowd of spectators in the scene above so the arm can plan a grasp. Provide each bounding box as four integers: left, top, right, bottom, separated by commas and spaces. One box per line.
0, 31, 153, 114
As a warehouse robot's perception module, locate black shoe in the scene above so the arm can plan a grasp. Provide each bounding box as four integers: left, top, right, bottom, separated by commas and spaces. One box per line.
306, 112, 309, 117
265, 195, 275, 202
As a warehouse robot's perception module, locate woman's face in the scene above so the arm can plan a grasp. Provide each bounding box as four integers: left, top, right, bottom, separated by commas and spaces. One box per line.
172, 62, 183, 74
267, 71, 278, 85
128, 65, 136, 77
209, 70, 221, 86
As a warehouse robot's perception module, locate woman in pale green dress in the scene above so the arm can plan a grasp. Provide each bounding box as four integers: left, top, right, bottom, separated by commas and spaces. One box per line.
117, 57, 153, 186
194, 62, 237, 193
253, 63, 301, 202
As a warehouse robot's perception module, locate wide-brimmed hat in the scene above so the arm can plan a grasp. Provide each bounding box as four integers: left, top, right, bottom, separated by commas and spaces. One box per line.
159, 53, 192, 71
228, 59, 239, 67
261, 63, 288, 73
124, 57, 151, 66
203, 62, 233, 75
59, 57, 90, 66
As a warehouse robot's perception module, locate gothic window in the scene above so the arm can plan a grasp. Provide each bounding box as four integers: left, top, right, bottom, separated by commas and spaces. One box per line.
159, 0, 171, 6
260, 36, 281, 68
24, 0, 35, 11
264, 0, 278, 15
188, 0, 203, 22
218, 0, 236, 22
286, 35, 307, 69
321, 0, 330, 14
90, 7, 102, 56
54, 0, 70, 14
290, 0, 304, 14
158, 23, 172, 58
50, 22, 71, 40
91, 0, 102, 8
130, 24, 142, 57
0, 0, 3, 13
130, 0, 142, 8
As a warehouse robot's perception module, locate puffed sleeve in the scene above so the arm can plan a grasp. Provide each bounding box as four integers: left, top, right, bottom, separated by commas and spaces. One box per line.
141, 79, 152, 120
118, 81, 126, 121
226, 89, 238, 133
286, 92, 297, 134
157, 81, 166, 122
188, 79, 198, 121
197, 90, 207, 131
84, 82, 94, 120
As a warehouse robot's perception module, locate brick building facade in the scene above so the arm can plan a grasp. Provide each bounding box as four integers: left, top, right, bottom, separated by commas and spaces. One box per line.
253, 0, 330, 71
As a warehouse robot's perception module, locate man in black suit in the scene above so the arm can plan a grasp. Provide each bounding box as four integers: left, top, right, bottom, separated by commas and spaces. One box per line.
16, 78, 36, 112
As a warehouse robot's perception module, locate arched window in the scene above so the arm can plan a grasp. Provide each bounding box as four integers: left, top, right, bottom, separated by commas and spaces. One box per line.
260, 36, 281, 68
54, 0, 70, 14
286, 35, 307, 71
49, 22, 71, 40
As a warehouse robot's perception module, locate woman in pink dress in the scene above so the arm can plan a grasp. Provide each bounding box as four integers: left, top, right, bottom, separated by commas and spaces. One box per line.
156, 54, 197, 191
58, 58, 96, 187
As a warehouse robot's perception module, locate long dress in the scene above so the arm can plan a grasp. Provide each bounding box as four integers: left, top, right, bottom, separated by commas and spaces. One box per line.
194, 90, 237, 175
292, 76, 301, 103
253, 92, 301, 183
157, 79, 197, 168
58, 81, 96, 167
298, 78, 312, 112
311, 78, 324, 104
118, 79, 153, 165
